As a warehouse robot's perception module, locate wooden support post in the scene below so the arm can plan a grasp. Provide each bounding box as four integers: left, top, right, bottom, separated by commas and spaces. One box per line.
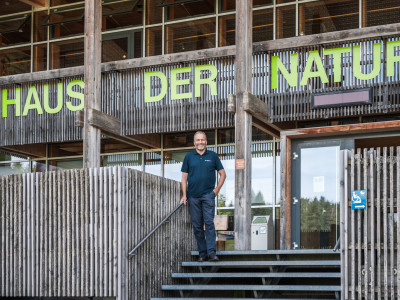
234, 0, 253, 250
83, 0, 102, 168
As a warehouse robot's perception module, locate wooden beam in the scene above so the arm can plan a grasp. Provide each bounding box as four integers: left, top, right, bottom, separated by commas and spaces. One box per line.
252, 118, 280, 139
83, 0, 102, 168
76, 110, 157, 149
243, 92, 268, 123
253, 22, 400, 52
2, 23, 400, 86
229, 93, 281, 138
281, 120, 400, 139
234, 0, 253, 251
87, 108, 121, 136
19, 0, 48, 8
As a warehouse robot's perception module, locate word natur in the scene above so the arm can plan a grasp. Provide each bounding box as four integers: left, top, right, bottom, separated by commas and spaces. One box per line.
271, 41, 400, 89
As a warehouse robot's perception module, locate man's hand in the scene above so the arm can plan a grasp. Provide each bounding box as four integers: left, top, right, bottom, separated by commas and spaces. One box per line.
213, 188, 219, 196
180, 196, 187, 205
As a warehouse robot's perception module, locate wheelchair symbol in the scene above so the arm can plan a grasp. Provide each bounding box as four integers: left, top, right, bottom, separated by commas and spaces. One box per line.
352, 192, 362, 203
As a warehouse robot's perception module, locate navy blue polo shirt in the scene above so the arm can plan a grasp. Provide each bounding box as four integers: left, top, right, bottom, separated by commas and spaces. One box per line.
181, 149, 224, 198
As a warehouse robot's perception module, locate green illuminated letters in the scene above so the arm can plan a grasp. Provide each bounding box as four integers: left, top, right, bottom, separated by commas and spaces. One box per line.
2, 88, 21, 118
171, 67, 192, 100
144, 64, 219, 103
324, 47, 351, 82
271, 54, 298, 89
66, 80, 84, 111
144, 71, 168, 103
353, 43, 381, 80
300, 51, 329, 86
194, 64, 218, 97
43, 83, 63, 114
23, 86, 44, 116
387, 40, 400, 77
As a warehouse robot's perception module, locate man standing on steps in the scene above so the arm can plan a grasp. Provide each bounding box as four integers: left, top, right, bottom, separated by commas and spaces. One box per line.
180, 131, 226, 262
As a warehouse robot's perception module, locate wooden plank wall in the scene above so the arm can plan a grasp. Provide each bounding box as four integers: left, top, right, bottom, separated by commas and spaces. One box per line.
341, 147, 400, 299
1, 35, 400, 147
0, 167, 194, 299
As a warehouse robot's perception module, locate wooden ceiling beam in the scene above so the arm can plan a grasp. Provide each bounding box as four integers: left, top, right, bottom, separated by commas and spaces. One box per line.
19, 0, 48, 8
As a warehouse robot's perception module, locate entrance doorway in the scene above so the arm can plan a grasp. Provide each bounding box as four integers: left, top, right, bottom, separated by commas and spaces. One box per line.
291, 140, 348, 249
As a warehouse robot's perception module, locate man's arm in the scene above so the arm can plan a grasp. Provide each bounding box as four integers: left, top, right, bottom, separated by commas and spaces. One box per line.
180, 172, 189, 205
213, 169, 226, 195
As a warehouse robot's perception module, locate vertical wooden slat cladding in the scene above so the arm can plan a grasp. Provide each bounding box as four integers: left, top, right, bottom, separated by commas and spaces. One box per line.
0, 167, 194, 299
342, 147, 399, 299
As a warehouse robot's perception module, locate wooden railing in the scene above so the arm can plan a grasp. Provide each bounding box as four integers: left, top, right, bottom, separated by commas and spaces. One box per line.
0, 167, 195, 300
341, 147, 400, 299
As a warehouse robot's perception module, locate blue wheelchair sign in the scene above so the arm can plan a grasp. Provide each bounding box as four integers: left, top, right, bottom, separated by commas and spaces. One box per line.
352, 190, 367, 209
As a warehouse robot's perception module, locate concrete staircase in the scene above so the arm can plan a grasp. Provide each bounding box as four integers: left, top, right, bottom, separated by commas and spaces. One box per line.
151, 250, 341, 299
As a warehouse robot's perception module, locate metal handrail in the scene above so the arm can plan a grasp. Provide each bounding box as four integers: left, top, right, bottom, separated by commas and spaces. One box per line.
333, 237, 340, 252
128, 203, 184, 258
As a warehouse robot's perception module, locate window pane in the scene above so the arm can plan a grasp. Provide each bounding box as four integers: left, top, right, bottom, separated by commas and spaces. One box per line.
50, 39, 84, 69
34, 10, 48, 42
164, 130, 215, 148
220, 0, 274, 12
34, 44, 47, 72
299, 0, 359, 36
221, 0, 235, 11
253, 8, 273, 42
0, 162, 30, 175
252, 143, 274, 206
147, 0, 162, 24
0, 14, 31, 46
103, 153, 142, 170
49, 159, 83, 171
134, 30, 142, 58
146, 26, 162, 56
219, 15, 235, 47
102, 0, 142, 30
32, 161, 47, 173
217, 128, 235, 144
252, 127, 273, 141
254, 0, 272, 6
144, 152, 161, 176
51, 0, 83, 6
217, 145, 235, 208
164, 150, 190, 181
0, 154, 27, 162
48, 5, 84, 38
165, 18, 215, 54
102, 38, 128, 62
277, 0, 294, 4
0, 47, 30, 76
276, 5, 296, 39
363, 0, 400, 27
166, 0, 214, 20
0, 2, 31, 16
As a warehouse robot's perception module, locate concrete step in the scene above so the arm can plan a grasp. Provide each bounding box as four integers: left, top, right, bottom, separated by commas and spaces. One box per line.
172, 272, 341, 279
161, 284, 341, 292
191, 250, 339, 256
152, 298, 336, 300
182, 260, 340, 267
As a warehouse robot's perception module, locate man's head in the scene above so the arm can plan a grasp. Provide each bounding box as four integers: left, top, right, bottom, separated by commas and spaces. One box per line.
194, 131, 207, 152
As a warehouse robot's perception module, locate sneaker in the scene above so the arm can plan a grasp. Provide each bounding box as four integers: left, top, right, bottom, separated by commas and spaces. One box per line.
208, 253, 219, 262
198, 255, 207, 262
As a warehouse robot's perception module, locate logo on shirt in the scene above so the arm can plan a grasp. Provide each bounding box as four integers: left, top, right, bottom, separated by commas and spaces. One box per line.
205, 160, 212, 162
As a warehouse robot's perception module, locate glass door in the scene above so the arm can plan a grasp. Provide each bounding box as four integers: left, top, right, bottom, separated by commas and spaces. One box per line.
291, 140, 345, 249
